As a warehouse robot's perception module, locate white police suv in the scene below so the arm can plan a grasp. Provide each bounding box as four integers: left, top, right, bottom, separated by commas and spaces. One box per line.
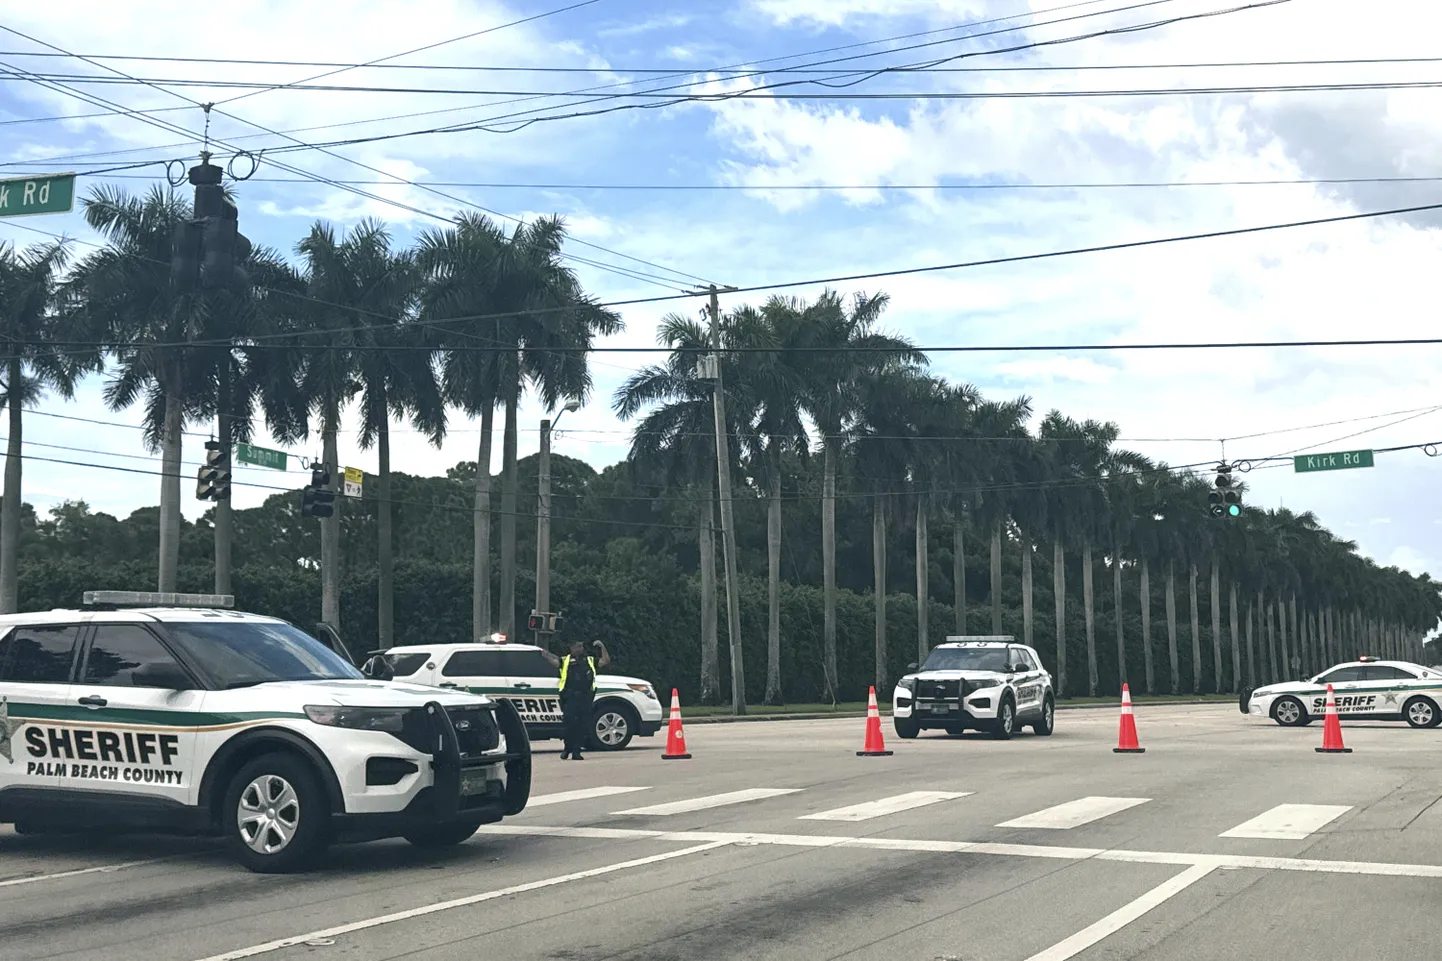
0, 592, 532, 873
892, 637, 1055, 740
1243, 656, 1442, 728
374, 638, 663, 751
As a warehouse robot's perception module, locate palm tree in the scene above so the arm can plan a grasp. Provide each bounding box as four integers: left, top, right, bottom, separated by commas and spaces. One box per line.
74, 185, 198, 592
798, 290, 921, 702
967, 397, 1033, 638
0, 240, 95, 611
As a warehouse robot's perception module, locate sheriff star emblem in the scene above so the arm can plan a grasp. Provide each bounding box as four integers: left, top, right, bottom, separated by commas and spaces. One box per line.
1384, 692, 1400, 707
0, 698, 23, 764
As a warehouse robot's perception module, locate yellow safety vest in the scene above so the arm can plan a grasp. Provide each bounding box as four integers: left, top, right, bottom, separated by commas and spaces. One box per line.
559, 655, 597, 692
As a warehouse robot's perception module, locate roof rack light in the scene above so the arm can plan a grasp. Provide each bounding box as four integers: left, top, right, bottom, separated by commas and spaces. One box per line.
82, 591, 235, 609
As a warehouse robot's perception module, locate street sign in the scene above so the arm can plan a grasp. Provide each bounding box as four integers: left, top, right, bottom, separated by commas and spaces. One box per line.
1293, 449, 1375, 473
343, 466, 363, 498
235, 442, 287, 471
0, 173, 75, 218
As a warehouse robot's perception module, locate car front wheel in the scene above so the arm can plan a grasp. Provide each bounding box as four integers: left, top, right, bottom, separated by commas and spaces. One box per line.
991, 697, 1016, 740
1032, 696, 1055, 736
223, 752, 330, 874
1271, 696, 1310, 727
893, 716, 921, 739
589, 702, 637, 751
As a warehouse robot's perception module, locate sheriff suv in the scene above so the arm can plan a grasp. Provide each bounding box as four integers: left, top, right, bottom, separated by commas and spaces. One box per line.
0, 592, 532, 873
892, 637, 1055, 739
373, 638, 663, 751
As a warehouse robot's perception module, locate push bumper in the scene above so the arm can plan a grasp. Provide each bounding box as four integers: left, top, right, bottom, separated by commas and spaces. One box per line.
895, 679, 1003, 725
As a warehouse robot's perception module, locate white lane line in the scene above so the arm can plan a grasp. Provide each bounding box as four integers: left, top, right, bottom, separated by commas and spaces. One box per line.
614, 788, 800, 816
477, 825, 1442, 878
1021, 863, 1216, 961
799, 791, 972, 822
1219, 804, 1353, 840
528, 786, 651, 807
0, 854, 186, 889
997, 796, 1151, 830
189, 840, 731, 961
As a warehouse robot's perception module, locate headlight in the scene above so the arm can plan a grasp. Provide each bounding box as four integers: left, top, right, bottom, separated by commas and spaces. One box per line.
304, 705, 411, 733
628, 683, 658, 700
897, 677, 916, 692
970, 679, 1002, 690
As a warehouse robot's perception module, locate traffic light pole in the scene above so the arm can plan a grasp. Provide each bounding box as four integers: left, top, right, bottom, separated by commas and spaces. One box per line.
535, 416, 553, 645
706, 285, 747, 715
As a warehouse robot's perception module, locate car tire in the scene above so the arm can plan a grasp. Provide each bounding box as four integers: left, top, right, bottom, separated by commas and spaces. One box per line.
893, 716, 921, 739
1032, 696, 1055, 736
944, 722, 967, 736
588, 701, 637, 751
991, 696, 1016, 740
222, 752, 330, 874
1270, 696, 1310, 727
403, 820, 484, 848
1403, 696, 1441, 729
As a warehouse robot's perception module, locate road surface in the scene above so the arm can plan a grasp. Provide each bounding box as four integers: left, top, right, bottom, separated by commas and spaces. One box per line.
4, 703, 1441, 961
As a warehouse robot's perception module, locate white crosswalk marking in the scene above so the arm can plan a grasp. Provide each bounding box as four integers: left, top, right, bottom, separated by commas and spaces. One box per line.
997, 796, 1151, 830
614, 788, 800, 816
1219, 804, 1353, 840
528, 786, 651, 807
799, 791, 972, 822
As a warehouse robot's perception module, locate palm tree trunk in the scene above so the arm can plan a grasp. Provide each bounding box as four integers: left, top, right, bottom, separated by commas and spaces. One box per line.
0, 357, 23, 613
954, 518, 966, 634
1188, 564, 1201, 694
1053, 538, 1066, 696
699, 472, 719, 704
822, 437, 838, 703
1140, 557, 1154, 695
1083, 541, 1097, 697
499, 386, 519, 639
1165, 560, 1179, 694
1246, 602, 1255, 686
1289, 595, 1300, 676
873, 498, 887, 693
157, 382, 183, 594
765, 459, 783, 705
1021, 541, 1033, 651
990, 523, 1002, 634
1113, 545, 1125, 691
1266, 602, 1278, 681
472, 403, 495, 640
213, 363, 233, 597
377, 407, 394, 650
915, 498, 930, 662
1321, 607, 1332, 667
1229, 582, 1241, 692
1210, 560, 1223, 693
320, 400, 341, 628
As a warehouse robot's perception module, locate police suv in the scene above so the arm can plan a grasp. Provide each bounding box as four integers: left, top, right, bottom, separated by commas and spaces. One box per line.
892, 637, 1055, 739
0, 592, 532, 873
374, 637, 663, 751
1244, 656, 1442, 728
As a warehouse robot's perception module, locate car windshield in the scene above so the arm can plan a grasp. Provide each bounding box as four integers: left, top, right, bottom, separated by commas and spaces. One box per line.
164, 620, 363, 687
920, 648, 1011, 672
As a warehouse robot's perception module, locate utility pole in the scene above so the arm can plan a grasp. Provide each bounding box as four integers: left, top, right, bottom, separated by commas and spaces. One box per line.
699, 284, 746, 714
534, 400, 579, 644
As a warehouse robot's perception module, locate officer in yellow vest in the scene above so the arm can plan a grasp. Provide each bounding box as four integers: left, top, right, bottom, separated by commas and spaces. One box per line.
542, 639, 611, 760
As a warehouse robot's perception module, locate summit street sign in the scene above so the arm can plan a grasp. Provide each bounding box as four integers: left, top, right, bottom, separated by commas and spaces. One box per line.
1293, 449, 1375, 473
0, 173, 75, 218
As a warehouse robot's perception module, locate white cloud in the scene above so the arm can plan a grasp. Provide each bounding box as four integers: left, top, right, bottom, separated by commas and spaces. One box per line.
747, 0, 987, 28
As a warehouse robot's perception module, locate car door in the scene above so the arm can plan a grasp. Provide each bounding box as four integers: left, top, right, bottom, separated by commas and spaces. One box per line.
1311, 666, 1366, 715
0, 623, 82, 799
435, 647, 510, 699
1353, 665, 1418, 717
71, 622, 203, 806
503, 650, 565, 728
1008, 646, 1042, 716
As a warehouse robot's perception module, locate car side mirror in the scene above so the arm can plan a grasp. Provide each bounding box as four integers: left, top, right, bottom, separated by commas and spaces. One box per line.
907, 662, 919, 672
132, 662, 193, 690
361, 656, 394, 681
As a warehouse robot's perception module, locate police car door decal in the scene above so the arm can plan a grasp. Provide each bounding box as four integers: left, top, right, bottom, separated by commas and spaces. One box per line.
504, 651, 563, 725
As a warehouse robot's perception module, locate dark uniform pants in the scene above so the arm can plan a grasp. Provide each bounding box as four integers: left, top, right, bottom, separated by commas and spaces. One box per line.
562, 690, 594, 755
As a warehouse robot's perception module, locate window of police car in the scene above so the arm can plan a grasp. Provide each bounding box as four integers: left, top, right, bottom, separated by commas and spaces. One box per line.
0, 625, 81, 683
441, 649, 504, 677
81, 625, 186, 688
385, 651, 430, 677
921, 647, 1010, 672
164, 621, 361, 688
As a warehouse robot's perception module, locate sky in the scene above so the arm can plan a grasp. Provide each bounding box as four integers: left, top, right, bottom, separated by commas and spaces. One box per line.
0, 0, 1440, 578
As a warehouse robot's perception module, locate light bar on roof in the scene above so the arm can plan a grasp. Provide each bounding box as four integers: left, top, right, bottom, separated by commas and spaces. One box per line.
83, 591, 235, 609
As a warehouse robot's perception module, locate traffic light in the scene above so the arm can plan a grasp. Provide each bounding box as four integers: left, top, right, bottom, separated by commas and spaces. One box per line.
527, 610, 563, 633
170, 219, 202, 293
1210, 463, 1242, 518
195, 440, 231, 501
300, 466, 336, 519
189, 161, 252, 291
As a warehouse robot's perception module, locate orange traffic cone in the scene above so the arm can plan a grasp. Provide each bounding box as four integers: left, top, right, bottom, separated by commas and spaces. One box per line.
661, 688, 692, 760
1113, 683, 1145, 753
1315, 683, 1352, 754
857, 686, 893, 757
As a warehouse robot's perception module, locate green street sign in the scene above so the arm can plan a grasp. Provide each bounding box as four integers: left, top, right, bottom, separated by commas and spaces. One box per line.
0, 173, 75, 218
1293, 449, 1375, 473
236, 442, 287, 471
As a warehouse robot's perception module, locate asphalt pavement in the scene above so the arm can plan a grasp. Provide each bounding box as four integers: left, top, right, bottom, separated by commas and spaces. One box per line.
5, 702, 1442, 961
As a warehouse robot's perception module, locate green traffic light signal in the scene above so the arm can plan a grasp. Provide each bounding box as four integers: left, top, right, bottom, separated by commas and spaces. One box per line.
1227, 504, 1241, 517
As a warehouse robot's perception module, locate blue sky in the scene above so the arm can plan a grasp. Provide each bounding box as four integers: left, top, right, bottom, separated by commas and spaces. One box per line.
2, 0, 1441, 577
